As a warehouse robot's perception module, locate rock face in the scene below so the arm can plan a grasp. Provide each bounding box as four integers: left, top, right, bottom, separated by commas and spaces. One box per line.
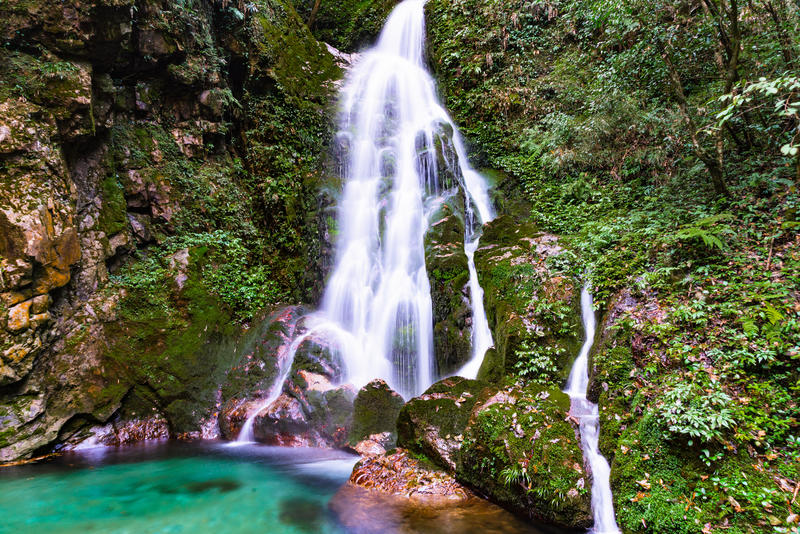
349, 379, 405, 448
218, 306, 304, 439
221, 324, 358, 448
474, 215, 581, 383
0, 0, 343, 462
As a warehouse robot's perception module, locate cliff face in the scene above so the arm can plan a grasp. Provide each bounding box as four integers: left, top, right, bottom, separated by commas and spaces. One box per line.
0, 0, 342, 461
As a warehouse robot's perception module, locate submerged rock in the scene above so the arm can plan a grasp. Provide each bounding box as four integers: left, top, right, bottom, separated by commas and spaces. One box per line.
330, 449, 543, 534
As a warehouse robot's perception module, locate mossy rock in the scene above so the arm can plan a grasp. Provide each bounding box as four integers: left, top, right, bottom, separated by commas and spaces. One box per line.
456, 382, 592, 529
424, 196, 472, 376
396, 376, 489, 471
349, 379, 405, 446
474, 215, 581, 383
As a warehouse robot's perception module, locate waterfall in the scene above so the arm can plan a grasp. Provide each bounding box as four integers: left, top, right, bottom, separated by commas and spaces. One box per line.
234, 335, 302, 443
564, 287, 621, 534
314, 0, 494, 398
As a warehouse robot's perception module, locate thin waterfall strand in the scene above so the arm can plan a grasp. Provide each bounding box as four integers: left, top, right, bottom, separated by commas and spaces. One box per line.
564, 287, 621, 534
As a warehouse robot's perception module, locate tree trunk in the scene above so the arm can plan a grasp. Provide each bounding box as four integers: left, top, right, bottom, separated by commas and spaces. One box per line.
307, 0, 322, 29
661, 47, 730, 197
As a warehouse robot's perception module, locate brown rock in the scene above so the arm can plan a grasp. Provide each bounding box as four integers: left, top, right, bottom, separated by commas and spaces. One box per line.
30, 294, 52, 314
7, 300, 32, 331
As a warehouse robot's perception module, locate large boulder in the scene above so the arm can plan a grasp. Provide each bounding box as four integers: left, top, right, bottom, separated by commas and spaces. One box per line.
349, 379, 405, 448
244, 328, 356, 448
252, 378, 356, 448
457, 382, 592, 529
396, 376, 489, 471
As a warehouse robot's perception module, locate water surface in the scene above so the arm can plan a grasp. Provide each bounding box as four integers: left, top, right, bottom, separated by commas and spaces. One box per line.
0, 442, 573, 534
0, 442, 353, 534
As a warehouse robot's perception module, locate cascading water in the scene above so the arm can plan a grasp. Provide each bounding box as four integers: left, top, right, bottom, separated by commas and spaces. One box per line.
310, 0, 494, 398
564, 287, 621, 534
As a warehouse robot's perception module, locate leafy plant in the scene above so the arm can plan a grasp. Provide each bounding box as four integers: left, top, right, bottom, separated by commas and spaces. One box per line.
656, 382, 736, 442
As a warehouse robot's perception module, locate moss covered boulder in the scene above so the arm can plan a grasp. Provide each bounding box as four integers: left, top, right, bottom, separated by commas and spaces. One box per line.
349, 379, 405, 448
397, 376, 489, 471
474, 215, 581, 384
457, 382, 592, 529
425, 196, 472, 376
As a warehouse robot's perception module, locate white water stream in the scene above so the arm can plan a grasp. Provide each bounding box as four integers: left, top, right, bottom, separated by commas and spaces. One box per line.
309, 0, 494, 398
564, 287, 621, 534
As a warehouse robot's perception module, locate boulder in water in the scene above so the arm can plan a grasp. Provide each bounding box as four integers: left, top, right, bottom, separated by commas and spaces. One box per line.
396, 376, 489, 471
349, 379, 405, 448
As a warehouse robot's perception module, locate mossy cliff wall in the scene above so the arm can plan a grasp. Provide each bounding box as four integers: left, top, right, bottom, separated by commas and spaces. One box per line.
0, 0, 344, 461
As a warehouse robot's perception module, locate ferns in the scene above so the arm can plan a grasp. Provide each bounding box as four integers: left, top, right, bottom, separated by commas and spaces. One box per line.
672, 213, 734, 251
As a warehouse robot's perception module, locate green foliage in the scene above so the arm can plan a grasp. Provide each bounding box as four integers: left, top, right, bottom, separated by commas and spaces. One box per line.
512, 339, 561, 385
111, 231, 287, 321
656, 382, 736, 442
290, 0, 398, 52
428, 0, 800, 531
671, 214, 734, 252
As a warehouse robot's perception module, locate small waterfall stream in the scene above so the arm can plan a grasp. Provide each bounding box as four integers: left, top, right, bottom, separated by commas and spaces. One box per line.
565, 287, 621, 534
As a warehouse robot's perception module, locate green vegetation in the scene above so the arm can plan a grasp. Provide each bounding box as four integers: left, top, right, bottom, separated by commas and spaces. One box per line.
290, 0, 399, 51
426, 0, 799, 532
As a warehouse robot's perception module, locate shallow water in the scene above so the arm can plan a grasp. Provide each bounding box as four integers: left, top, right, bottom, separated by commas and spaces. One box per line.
0, 442, 354, 534
0, 442, 574, 534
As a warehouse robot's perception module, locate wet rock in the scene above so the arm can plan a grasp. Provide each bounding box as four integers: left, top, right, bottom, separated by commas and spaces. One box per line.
353, 432, 393, 456
474, 215, 580, 382
219, 306, 304, 439
347, 449, 472, 502
456, 382, 592, 529
349, 379, 405, 447
425, 196, 473, 376
396, 376, 489, 471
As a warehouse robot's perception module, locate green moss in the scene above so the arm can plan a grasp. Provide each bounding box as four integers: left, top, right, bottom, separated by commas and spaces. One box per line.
103, 245, 243, 433
349, 379, 405, 445
396, 377, 488, 470
97, 175, 127, 235
457, 382, 591, 527
290, 0, 398, 52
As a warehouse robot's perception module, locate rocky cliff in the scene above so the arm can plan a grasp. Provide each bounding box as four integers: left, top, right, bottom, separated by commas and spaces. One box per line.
0, 0, 342, 461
